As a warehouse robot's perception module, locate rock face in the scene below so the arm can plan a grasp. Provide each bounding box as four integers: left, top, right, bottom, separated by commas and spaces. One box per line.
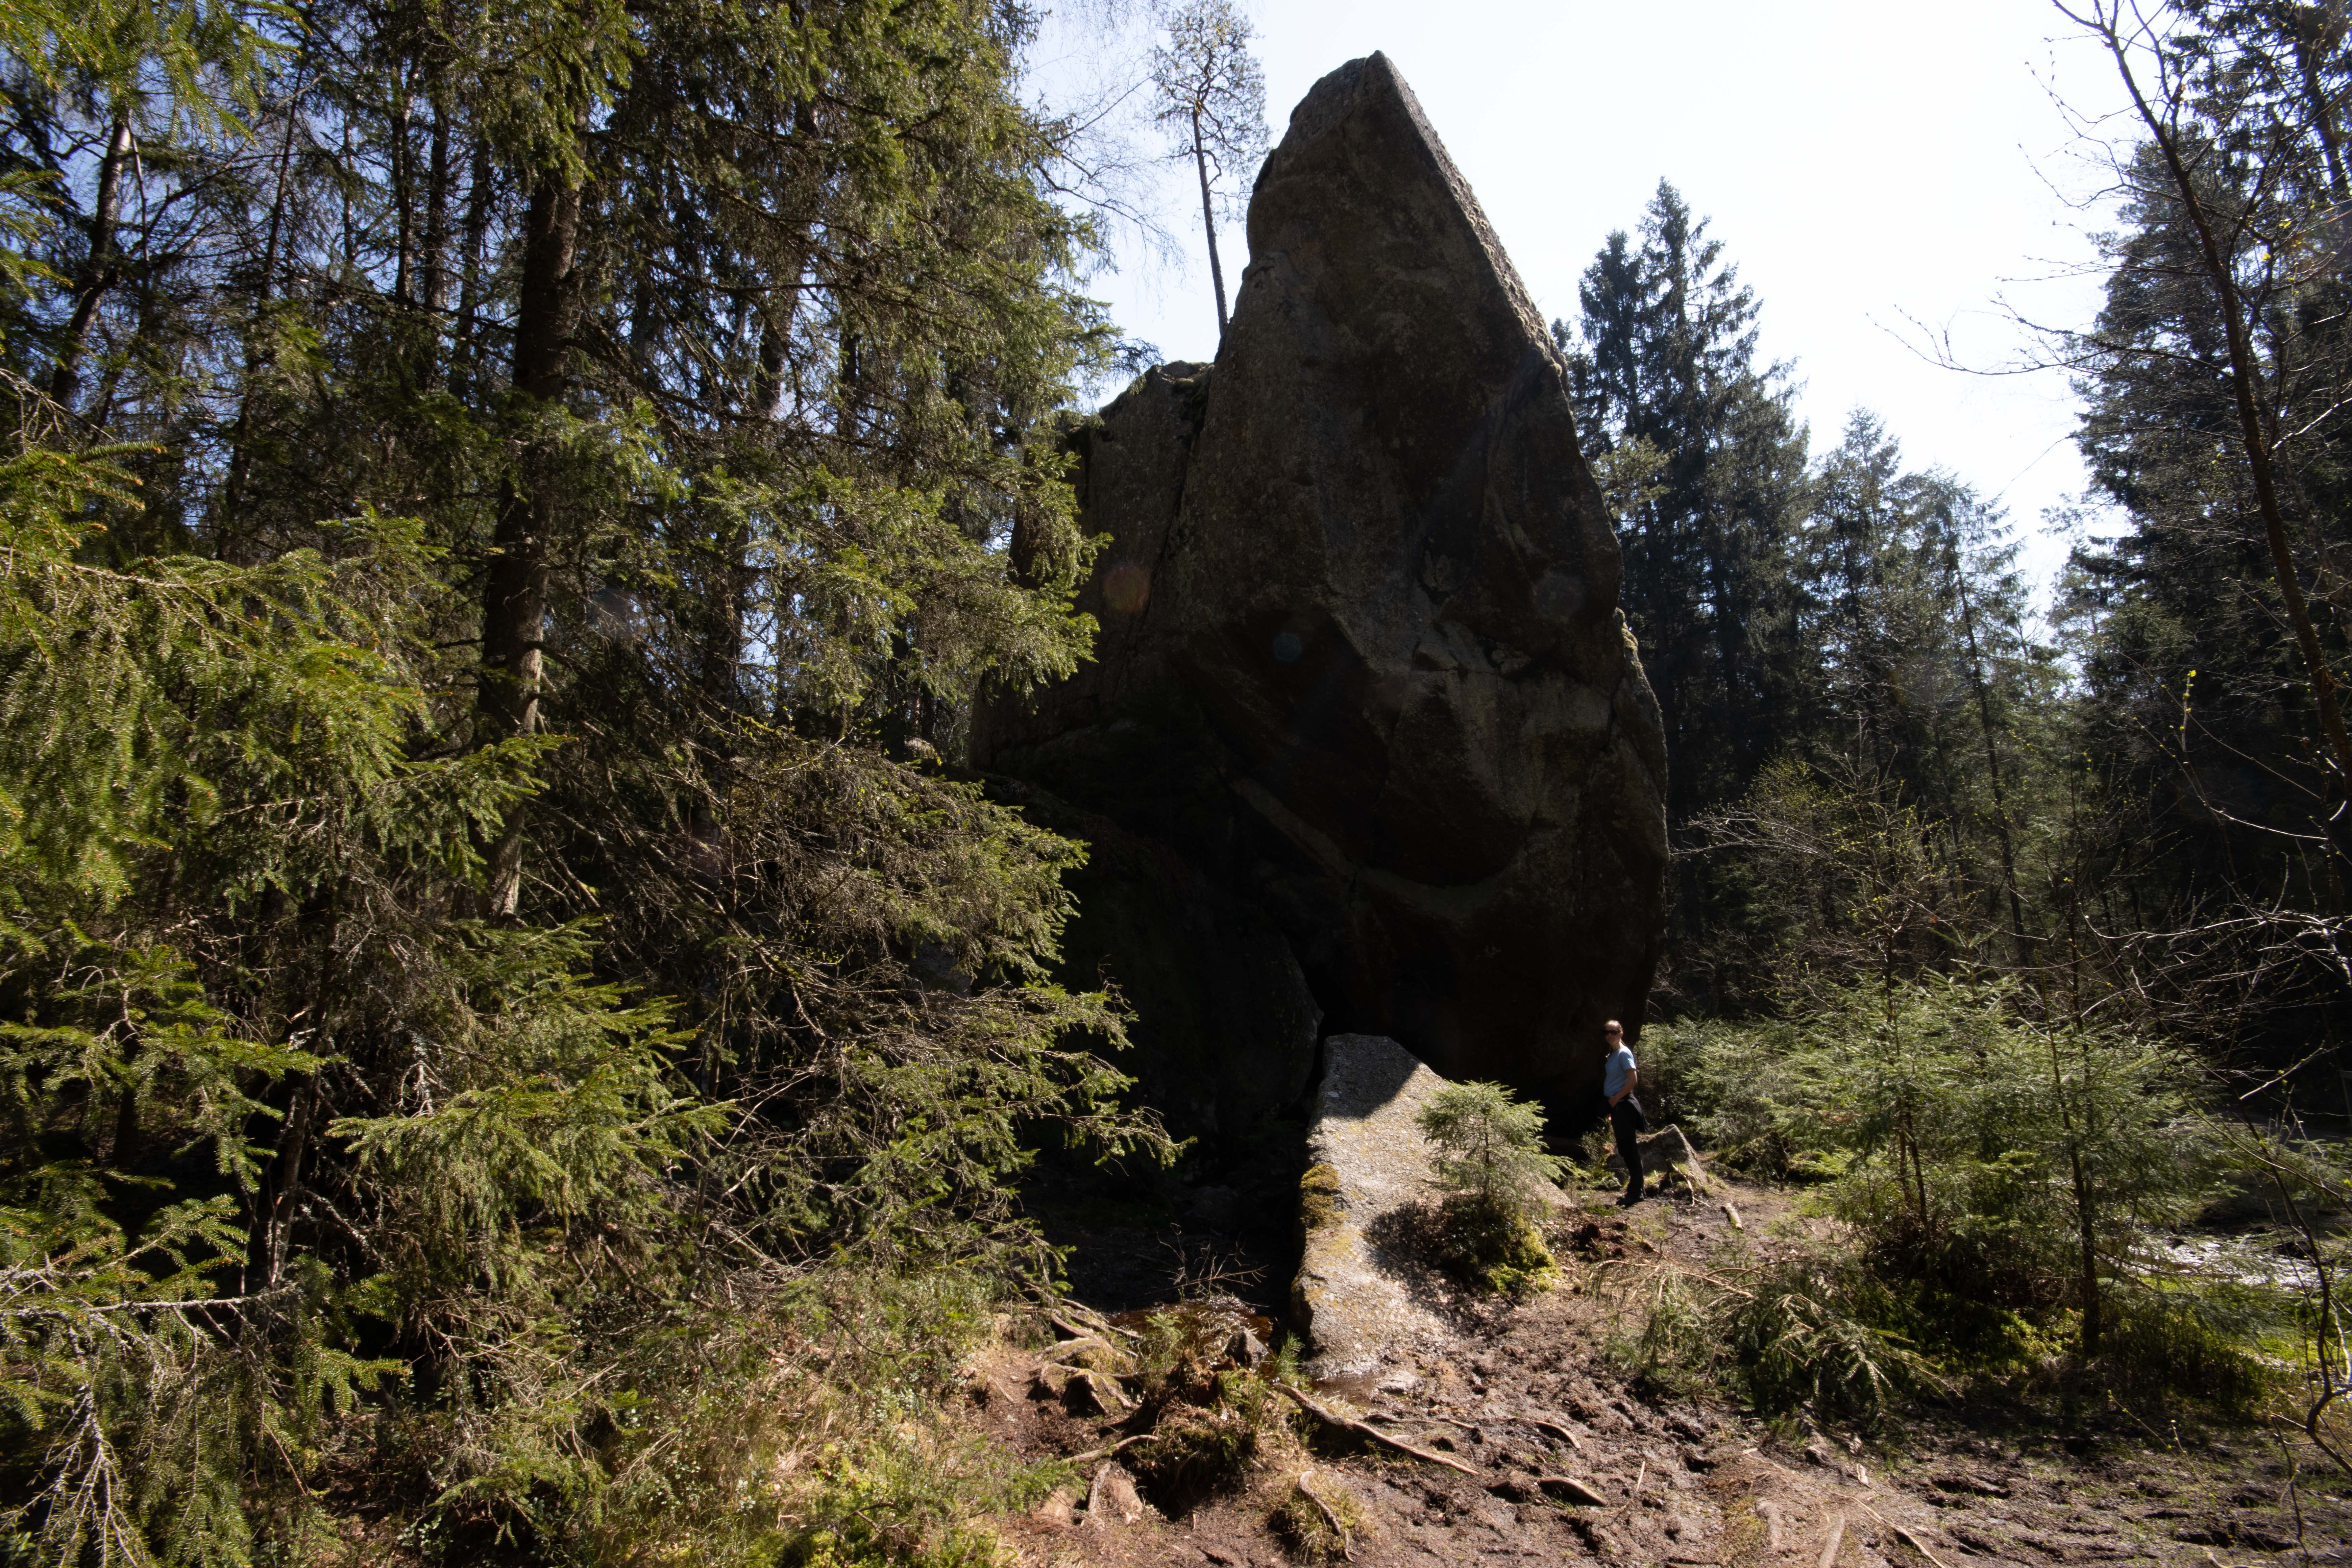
1290, 1035, 1454, 1385
979, 53, 1667, 1117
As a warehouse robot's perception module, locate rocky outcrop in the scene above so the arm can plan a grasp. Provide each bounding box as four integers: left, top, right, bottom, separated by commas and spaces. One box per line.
1290, 1035, 1455, 1386
980, 53, 1667, 1114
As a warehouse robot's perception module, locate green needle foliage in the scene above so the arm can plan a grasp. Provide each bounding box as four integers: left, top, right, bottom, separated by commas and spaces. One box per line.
1416, 1081, 1564, 1298
0, 0, 1173, 1560
1643, 978, 2281, 1413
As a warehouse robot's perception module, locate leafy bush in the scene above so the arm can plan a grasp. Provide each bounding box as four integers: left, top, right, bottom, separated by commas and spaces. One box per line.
1431, 1196, 1560, 1299
1608, 1249, 1943, 1423
2098, 1283, 2281, 1419
1638, 975, 2312, 1422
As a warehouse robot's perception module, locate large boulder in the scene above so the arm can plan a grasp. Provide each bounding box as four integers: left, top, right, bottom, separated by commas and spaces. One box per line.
981, 53, 1667, 1111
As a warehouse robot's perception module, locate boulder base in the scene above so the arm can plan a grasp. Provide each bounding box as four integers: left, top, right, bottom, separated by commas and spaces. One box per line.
1290, 1035, 1455, 1385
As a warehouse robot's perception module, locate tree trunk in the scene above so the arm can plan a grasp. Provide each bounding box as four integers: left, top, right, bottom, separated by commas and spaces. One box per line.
220, 51, 312, 542
2289, 4, 2352, 207
48, 111, 133, 411
1943, 525, 2032, 963
2048, 1025, 2102, 1356
421, 101, 453, 319
262, 1073, 319, 1288
392, 88, 415, 307
2081, 2, 2352, 791
452, 136, 493, 395
1193, 111, 1228, 335
474, 171, 582, 916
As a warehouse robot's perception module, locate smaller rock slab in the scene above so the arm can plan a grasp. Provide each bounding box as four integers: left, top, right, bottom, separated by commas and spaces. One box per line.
1290, 1034, 1456, 1385
1606, 1123, 1714, 1193
1084, 1463, 1151, 1528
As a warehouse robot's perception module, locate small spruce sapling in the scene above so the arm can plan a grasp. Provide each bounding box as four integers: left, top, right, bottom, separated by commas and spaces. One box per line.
1416, 1081, 1566, 1296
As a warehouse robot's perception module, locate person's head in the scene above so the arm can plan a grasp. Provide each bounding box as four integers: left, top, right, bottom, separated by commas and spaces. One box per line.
1602, 1019, 1623, 1053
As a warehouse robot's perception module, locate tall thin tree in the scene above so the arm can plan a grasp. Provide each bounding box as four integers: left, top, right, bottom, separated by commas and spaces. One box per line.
1149, 0, 1267, 336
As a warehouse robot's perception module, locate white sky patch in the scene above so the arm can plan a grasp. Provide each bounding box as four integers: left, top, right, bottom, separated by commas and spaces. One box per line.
1030, 0, 2141, 604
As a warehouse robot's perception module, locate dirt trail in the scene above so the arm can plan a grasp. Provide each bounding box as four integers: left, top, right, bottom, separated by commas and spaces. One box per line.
978, 1175, 2350, 1567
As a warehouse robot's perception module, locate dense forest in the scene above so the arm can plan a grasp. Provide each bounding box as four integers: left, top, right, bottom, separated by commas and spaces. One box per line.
1, 0, 2349, 1562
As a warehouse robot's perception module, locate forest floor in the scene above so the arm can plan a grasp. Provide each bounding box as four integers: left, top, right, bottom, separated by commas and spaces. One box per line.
988, 1166, 2351, 1568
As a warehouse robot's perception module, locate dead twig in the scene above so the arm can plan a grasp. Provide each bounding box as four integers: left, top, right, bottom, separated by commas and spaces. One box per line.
1297, 1471, 1352, 1560
1855, 1493, 1957, 1568
1820, 1512, 1847, 1568
1521, 1414, 1585, 1449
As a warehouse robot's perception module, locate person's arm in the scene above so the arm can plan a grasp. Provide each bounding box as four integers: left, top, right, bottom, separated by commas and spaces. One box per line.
1609, 1066, 1637, 1107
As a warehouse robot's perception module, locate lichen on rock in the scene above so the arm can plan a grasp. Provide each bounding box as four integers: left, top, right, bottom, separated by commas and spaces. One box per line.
1289, 1034, 1457, 1385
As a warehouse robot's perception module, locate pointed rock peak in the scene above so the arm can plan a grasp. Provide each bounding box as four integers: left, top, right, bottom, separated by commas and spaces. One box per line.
1243, 52, 1546, 350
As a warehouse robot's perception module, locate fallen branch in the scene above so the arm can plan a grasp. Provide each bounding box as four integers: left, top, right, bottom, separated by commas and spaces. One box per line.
1819, 1512, 1847, 1568
1894, 1524, 1956, 1568
1722, 1202, 1743, 1230
1371, 1406, 1480, 1434
1274, 1384, 1479, 1475
1051, 1310, 1138, 1343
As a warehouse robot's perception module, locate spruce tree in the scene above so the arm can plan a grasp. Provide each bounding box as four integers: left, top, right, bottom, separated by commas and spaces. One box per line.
0, 1, 1174, 1557
1555, 182, 1811, 962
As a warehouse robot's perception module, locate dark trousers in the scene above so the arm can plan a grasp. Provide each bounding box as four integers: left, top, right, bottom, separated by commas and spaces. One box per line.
1610, 1096, 1646, 1195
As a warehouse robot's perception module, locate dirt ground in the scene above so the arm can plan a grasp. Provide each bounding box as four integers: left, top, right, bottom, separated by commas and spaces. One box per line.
983, 1170, 2352, 1568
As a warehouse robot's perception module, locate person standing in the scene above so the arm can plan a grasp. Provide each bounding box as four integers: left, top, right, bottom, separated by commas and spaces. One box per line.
1602, 1020, 1647, 1205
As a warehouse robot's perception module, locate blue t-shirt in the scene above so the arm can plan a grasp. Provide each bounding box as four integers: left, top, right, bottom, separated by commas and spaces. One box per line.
1603, 1043, 1636, 1099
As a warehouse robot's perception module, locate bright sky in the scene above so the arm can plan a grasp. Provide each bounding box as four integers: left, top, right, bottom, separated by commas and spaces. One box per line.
1031, 0, 2140, 597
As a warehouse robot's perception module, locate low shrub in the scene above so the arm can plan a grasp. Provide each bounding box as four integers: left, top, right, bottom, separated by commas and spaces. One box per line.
1435, 1195, 1560, 1298
1416, 1081, 1566, 1297
1719, 1254, 1949, 1421
1606, 1250, 1944, 1423
1124, 1307, 1297, 1512
2098, 1284, 2281, 1418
